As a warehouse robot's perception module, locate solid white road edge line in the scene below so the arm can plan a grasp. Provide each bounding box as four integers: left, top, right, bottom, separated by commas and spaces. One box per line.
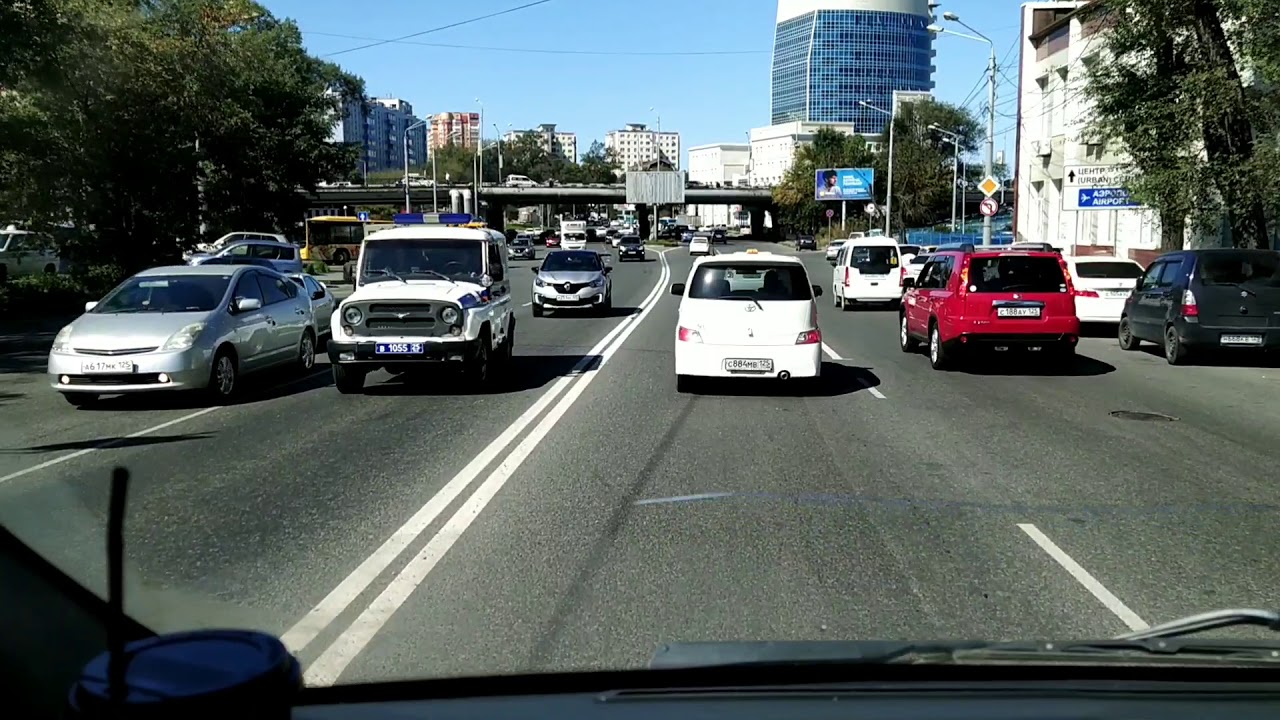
281, 250, 674, 658
0, 364, 333, 486
820, 342, 887, 399
301, 252, 673, 687
1017, 523, 1149, 632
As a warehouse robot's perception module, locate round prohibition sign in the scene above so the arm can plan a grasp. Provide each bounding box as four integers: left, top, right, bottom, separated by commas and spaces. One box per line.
979, 197, 999, 217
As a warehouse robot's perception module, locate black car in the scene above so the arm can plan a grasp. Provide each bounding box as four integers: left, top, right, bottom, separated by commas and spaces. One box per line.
796, 235, 817, 250
617, 236, 646, 261
710, 227, 728, 243
1118, 248, 1280, 364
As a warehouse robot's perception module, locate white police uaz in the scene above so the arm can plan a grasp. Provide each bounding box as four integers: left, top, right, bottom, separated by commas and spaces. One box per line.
326, 215, 515, 393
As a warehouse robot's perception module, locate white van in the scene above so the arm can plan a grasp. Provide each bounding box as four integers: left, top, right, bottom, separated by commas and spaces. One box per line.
831, 236, 903, 308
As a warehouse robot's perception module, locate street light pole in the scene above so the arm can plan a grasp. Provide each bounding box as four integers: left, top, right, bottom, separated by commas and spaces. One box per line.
929, 124, 960, 232
494, 123, 504, 185
859, 100, 894, 238
403, 119, 427, 213
935, 13, 997, 245
474, 99, 484, 214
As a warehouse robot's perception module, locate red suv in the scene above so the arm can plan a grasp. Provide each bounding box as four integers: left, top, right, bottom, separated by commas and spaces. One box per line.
899, 249, 1080, 369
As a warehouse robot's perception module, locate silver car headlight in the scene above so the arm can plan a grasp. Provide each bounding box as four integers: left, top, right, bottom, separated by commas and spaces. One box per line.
440, 306, 459, 324
51, 325, 74, 353
342, 305, 363, 325
534, 277, 547, 287
589, 276, 605, 288
162, 322, 206, 351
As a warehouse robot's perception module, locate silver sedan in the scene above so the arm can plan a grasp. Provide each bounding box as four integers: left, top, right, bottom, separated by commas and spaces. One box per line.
48, 264, 319, 406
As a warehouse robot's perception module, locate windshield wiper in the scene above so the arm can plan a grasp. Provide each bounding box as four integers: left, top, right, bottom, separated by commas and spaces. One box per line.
1115, 608, 1280, 640
716, 296, 764, 311
363, 268, 407, 284
405, 269, 457, 284
1209, 280, 1257, 296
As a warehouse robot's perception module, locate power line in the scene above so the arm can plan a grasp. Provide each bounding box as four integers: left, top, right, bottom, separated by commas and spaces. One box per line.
307, 31, 766, 57
323, 0, 555, 58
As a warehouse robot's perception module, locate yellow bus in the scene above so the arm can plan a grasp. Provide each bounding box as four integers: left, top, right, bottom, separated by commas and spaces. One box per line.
301, 216, 392, 264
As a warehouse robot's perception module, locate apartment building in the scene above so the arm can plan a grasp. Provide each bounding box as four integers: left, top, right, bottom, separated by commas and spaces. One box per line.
503, 123, 578, 163
606, 123, 681, 170
1014, 1, 1161, 260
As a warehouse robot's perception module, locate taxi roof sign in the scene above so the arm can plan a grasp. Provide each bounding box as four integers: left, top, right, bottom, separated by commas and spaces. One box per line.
745, 248, 759, 254
393, 212, 473, 225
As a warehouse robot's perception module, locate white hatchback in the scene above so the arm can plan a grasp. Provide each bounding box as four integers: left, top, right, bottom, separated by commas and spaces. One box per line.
688, 235, 712, 256
672, 250, 824, 392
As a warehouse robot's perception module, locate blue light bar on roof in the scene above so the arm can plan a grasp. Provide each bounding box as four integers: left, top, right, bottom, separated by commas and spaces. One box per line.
393, 213, 473, 225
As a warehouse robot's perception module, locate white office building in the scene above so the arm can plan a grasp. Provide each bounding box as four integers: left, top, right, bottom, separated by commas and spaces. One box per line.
503, 123, 578, 163
606, 123, 681, 170
1014, 1, 1161, 261
685, 143, 751, 227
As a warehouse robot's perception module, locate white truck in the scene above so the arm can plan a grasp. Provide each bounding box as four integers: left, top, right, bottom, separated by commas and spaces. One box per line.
560, 220, 587, 250
326, 220, 515, 393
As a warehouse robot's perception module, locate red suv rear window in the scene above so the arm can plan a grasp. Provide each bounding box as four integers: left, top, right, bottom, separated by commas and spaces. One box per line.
967, 255, 1067, 293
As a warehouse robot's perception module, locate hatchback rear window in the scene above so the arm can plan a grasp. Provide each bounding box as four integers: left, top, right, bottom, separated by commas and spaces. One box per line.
967, 255, 1067, 293
848, 245, 898, 274
1073, 261, 1143, 279
1197, 250, 1280, 289
689, 263, 813, 301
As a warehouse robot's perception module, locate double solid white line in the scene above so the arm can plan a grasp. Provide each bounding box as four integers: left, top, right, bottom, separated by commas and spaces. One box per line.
287, 251, 674, 686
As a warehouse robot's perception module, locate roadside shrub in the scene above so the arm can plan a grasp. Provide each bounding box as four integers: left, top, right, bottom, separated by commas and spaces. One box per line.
0, 265, 126, 314
304, 261, 329, 275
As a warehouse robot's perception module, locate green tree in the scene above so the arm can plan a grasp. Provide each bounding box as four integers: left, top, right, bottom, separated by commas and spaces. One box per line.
772, 127, 876, 233
873, 100, 981, 233
0, 0, 364, 271
1085, 0, 1275, 250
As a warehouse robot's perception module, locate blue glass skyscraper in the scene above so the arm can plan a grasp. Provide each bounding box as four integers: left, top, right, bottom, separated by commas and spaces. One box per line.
771, 0, 935, 133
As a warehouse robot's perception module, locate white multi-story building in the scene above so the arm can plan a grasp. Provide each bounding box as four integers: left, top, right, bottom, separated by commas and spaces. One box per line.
503, 123, 578, 163
606, 123, 681, 170
1014, 1, 1161, 261
685, 143, 751, 227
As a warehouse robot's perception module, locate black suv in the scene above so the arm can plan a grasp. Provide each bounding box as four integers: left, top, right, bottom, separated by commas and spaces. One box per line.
796, 235, 817, 250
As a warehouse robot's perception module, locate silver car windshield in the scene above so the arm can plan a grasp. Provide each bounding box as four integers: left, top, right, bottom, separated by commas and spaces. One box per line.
541, 251, 603, 273
94, 275, 232, 313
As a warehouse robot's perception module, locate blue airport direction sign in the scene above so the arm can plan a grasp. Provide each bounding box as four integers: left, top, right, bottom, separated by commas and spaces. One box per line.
1077, 187, 1139, 209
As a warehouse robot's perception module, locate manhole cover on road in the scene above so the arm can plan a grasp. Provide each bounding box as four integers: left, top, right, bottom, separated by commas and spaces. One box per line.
1109, 410, 1179, 422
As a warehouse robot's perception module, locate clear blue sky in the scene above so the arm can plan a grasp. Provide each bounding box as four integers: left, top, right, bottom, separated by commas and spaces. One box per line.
264, 0, 1026, 166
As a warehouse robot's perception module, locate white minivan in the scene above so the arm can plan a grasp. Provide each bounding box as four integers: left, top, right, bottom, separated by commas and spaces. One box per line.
1063, 255, 1145, 323
831, 236, 903, 308
672, 249, 824, 392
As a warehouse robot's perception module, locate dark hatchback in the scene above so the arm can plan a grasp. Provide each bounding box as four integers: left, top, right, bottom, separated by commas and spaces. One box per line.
796, 235, 817, 250
1119, 248, 1280, 364
617, 236, 646, 261
509, 235, 536, 260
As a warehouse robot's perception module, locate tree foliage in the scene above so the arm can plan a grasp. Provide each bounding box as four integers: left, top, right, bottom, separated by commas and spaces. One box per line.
771, 101, 981, 234
0, 0, 364, 271
1085, 0, 1279, 249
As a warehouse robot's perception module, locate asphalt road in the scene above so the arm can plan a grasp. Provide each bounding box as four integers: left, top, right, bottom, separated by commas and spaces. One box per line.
1, 238, 1278, 686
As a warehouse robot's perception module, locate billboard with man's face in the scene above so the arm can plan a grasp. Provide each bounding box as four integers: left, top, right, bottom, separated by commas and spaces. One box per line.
815, 168, 874, 201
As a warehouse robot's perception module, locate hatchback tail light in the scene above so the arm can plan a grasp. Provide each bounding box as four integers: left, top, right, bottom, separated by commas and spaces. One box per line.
899, 265, 907, 287
843, 267, 850, 286
677, 326, 702, 342
1181, 288, 1199, 318
1057, 256, 1076, 295
796, 329, 821, 345
1074, 289, 1099, 298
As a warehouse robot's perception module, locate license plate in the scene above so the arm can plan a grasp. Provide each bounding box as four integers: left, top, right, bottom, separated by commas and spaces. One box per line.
1220, 334, 1263, 346
80, 360, 135, 374
997, 307, 1041, 318
375, 342, 424, 355
556, 294, 578, 301
1103, 290, 1131, 298
723, 358, 773, 373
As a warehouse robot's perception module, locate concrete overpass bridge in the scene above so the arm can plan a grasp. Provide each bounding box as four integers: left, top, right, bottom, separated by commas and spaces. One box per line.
299, 184, 1010, 236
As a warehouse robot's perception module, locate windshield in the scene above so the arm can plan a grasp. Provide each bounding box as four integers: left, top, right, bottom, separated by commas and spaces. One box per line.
1197, 250, 1280, 289
93, 274, 230, 313
968, 255, 1067, 293
8, 0, 1277, 694
847, 245, 898, 274
541, 250, 602, 273
689, 262, 813, 301
1074, 261, 1144, 279
360, 238, 484, 282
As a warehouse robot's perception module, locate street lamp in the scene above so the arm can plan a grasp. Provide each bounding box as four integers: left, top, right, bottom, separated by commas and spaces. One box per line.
494, 123, 505, 185
403, 119, 428, 213
928, 123, 961, 232
859, 100, 894, 238
930, 14, 997, 245
474, 98, 484, 211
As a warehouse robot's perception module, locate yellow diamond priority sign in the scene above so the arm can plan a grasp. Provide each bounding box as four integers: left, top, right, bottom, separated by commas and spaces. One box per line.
978, 175, 1000, 197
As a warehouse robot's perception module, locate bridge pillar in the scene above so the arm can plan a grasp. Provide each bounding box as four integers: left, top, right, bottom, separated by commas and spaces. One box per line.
637, 204, 651, 241
749, 207, 765, 238
484, 203, 505, 231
